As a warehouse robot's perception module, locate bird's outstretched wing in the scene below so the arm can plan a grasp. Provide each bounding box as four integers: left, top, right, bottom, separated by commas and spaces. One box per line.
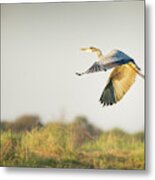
76, 61, 107, 76
76, 50, 141, 76
100, 62, 138, 106
75, 58, 137, 76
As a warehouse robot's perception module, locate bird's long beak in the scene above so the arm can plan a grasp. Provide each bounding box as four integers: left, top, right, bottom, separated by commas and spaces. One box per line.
80, 47, 92, 52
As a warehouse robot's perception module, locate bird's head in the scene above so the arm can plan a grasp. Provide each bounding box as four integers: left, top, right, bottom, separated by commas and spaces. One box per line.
80, 46, 100, 53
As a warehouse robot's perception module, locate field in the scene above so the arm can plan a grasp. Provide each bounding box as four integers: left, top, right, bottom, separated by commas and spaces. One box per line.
0, 115, 144, 169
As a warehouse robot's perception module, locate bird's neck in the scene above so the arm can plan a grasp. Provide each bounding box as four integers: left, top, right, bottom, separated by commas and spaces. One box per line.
95, 50, 105, 61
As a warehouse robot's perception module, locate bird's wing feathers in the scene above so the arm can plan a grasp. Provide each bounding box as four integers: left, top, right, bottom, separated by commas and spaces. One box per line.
76, 61, 107, 76
85, 61, 107, 73
99, 79, 116, 105
105, 49, 141, 70
100, 62, 137, 106
76, 50, 140, 76
106, 49, 132, 63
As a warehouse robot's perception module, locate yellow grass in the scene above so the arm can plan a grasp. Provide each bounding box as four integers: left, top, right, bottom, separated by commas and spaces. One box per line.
0, 118, 144, 169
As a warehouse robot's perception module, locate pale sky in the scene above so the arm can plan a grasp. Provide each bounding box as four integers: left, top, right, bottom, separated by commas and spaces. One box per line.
1, 1, 145, 132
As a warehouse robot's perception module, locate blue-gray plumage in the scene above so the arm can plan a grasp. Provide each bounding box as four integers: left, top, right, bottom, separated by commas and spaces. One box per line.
76, 47, 144, 106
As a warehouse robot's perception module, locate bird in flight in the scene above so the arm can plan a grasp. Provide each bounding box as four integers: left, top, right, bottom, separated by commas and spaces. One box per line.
76, 47, 144, 106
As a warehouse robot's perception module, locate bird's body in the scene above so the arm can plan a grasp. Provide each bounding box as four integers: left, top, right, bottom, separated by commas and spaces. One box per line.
76, 47, 144, 106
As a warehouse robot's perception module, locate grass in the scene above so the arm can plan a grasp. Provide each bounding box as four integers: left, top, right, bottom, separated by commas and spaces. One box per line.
0, 117, 144, 169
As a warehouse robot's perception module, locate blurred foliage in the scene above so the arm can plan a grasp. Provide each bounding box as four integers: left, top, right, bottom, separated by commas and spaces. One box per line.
1, 115, 43, 132
0, 115, 144, 169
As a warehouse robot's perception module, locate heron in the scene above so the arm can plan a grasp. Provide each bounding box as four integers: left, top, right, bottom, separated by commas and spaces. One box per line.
76, 47, 144, 106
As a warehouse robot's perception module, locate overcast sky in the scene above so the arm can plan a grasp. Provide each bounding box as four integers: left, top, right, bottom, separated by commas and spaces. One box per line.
1, 1, 144, 132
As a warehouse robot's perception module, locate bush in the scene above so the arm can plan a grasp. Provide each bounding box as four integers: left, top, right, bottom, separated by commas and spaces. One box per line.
1, 115, 43, 132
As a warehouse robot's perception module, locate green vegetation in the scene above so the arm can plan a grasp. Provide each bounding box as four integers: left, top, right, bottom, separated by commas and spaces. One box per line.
0, 115, 144, 169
